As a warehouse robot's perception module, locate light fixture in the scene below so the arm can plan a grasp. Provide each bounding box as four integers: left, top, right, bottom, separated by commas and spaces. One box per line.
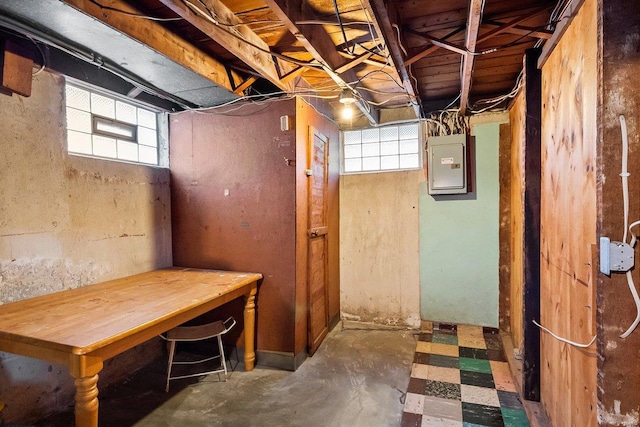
339, 89, 356, 104
339, 89, 356, 120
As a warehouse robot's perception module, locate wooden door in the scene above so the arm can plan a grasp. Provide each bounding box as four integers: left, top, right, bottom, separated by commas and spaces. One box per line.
307, 128, 329, 355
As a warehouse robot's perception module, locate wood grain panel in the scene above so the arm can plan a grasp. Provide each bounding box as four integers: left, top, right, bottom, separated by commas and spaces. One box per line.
170, 99, 298, 354
294, 99, 341, 356
307, 129, 329, 355
509, 91, 525, 350
499, 123, 512, 331
539, 0, 597, 424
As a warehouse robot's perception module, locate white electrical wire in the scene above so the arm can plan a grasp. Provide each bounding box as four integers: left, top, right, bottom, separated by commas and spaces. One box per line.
533, 320, 596, 348
618, 114, 640, 338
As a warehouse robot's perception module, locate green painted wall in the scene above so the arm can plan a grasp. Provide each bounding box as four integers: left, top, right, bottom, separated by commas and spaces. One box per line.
419, 122, 502, 327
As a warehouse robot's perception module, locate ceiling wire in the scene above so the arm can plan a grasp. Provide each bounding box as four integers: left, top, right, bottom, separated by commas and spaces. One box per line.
331, 0, 352, 55
85, 0, 413, 113
469, 69, 524, 114
21, 34, 46, 75
182, 0, 323, 69
357, 0, 380, 53
296, 20, 375, 27
353, 69, 404, 90
73, 0, 415, 115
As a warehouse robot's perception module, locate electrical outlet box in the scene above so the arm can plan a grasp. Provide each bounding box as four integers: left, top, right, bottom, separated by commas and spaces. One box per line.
427, 134, 467, 194
600, 236, 635, 275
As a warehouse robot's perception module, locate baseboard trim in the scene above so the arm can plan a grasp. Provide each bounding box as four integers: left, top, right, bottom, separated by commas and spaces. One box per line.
257, 349, 307, 371
236, 348, 308, 371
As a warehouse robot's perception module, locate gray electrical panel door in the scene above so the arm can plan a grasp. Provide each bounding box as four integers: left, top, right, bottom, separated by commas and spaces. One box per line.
428, 134, 467, 194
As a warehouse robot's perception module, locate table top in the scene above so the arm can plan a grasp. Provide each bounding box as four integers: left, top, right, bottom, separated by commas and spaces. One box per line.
0, 267, 262, 357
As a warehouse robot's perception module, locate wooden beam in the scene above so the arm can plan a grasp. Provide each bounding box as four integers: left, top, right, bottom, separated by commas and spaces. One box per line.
334, 52, 373, 74
159, 0, 295, 92
522, 48, 541, 401
280, 66, 305, 84
233, 76, 257, 95
477, 6, 552, 45
262, 0, 379, 124
406, 29, 467, 56
459, 0, 484, 115
405, 27, 465, 66
61, 0, 237, 93
366, 0, 422, 118
484, 21, 553, 40
338, 51, 387, 68
335, 34, 378, 53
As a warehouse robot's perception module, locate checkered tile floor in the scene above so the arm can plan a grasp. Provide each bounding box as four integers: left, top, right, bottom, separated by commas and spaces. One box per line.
401, 324, 529, 427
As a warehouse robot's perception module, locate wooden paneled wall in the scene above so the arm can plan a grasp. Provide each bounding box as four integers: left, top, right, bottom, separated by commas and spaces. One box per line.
539, 0, 597, 424
509, 91, 525, 350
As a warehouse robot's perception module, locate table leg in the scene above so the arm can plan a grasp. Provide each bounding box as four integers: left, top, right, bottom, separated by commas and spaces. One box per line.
243, 285, 257, 371
70, 355, 103, 427
74, 374, 99, 427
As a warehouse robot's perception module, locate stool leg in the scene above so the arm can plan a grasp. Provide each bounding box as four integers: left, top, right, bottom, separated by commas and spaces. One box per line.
166, 340, 176, 392
217, 335, 228, 381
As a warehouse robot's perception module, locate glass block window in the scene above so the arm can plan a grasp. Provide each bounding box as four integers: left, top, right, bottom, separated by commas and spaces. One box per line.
342, 122, 421, 173
65, 82, 162, 165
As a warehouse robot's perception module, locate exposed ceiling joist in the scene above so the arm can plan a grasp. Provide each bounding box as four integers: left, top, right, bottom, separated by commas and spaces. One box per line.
367, 0, 422, 118
159, 0, 296, 92
335, 52, 374, 74
405, 6, 551, 68
335, 34, 377, 53
263, 0, 379, 124
338, 51, 388, 69
405, 27, 466, 67
233, 76, 257, 95
477, 6, 552, 45
11, 0, 556, 120
406, 29, 468, 56
62, 0, 238, 92
459, 0, 484, 115
484, 21, 553, 40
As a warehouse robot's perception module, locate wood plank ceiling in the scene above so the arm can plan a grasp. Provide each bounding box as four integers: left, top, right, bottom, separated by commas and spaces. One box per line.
61, 0, 562, 123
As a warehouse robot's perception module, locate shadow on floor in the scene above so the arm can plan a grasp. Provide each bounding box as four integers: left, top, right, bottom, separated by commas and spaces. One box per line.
40, 323, 416, 427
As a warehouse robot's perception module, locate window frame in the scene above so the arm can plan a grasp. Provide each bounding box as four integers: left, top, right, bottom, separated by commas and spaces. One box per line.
340, 121, 424, 175
64, 78, 169, 168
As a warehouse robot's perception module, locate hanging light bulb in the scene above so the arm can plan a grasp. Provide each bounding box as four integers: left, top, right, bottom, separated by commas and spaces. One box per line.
339, 89, 356, 120
341, 104, 354, 119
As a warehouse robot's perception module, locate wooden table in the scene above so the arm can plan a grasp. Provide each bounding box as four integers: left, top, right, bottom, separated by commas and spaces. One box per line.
0, 267, 262, 426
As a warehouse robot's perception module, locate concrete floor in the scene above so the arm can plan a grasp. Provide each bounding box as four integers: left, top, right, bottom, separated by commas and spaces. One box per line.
41, 322, 416, 426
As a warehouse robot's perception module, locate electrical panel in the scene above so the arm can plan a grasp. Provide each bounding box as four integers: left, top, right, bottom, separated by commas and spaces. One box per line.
427, 134, 467, 195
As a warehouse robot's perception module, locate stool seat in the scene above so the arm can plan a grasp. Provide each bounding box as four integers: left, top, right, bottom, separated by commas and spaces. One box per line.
166, 321, 226, 340
162, 317, 236, 392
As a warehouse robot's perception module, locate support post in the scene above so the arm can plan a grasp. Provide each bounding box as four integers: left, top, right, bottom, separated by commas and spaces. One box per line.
522, 47, 542, 401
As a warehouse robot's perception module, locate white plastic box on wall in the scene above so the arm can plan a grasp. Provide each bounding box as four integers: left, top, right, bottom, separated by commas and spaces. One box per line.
427, 134, 467, 195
